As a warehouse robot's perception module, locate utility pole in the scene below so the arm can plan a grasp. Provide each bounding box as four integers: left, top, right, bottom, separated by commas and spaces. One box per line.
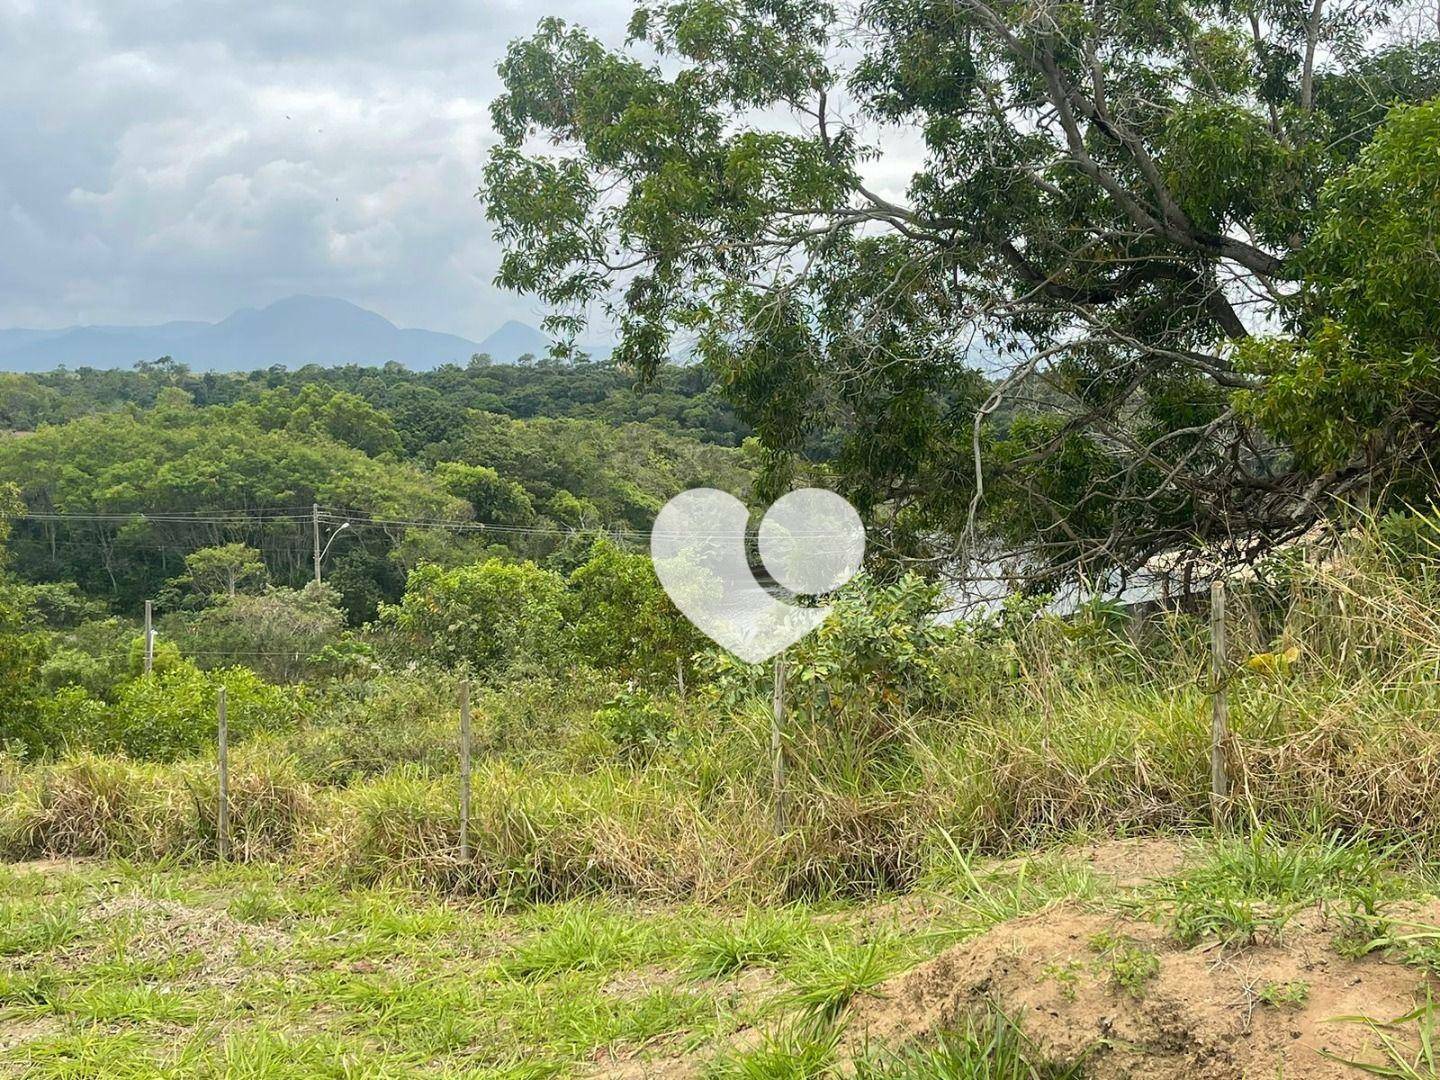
312, 502, 322, 586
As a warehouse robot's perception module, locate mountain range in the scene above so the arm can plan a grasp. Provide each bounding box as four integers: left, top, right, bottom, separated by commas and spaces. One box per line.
0, 296, 581, 372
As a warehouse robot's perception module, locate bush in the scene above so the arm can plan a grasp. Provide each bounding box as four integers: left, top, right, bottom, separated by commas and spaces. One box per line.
320, 760, 765, 902
104, 663, 307, 761
159, 583, 346, 683
38, 617, 137, 700
380, 558, 574, 674
288, 673, 463, 784
0, 754, 191, 860
569, 539, 705, 686
593, 686, 678, 764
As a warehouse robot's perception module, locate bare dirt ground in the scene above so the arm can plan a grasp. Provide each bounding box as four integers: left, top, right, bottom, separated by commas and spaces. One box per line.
604, 837, 1440, 1078
845, 837, 1440, 1079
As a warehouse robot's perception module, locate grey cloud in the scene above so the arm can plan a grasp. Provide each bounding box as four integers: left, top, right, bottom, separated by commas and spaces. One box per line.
0, 0, 632, 338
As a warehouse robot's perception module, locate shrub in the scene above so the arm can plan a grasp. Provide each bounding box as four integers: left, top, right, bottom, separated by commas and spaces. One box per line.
321, 761, 773, 902
0, 754, 191, 860
159, 583, 346, 683
38, 617, 139, 700
288, 673, 463, 784
593, 686, 678, 764
569, 539, 704, 685
105, 663, 306, 761
380, 558, 574, 674
0, 747, 314, 862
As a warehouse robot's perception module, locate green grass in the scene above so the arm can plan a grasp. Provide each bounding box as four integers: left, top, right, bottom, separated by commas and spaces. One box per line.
779, 936, 905, 1022
0, 849, 1115, 1078
505, 902, 667, 979
1140, 829, 1408, 946
0, 901, 82, 956
3, 828, 1435, 1077
706, 1022, 842, 1079
855, 1011, 1084, 1078
1322, 991, 1440, 1079
687, 908, 817, 979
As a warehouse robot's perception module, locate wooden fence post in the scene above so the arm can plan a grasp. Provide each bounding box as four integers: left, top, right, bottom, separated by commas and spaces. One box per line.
772, 659, 788, 835
1210, 579, 1230, 827
144, 600, 154, 675
459, 679, 472, 862
217, 686, 230, 861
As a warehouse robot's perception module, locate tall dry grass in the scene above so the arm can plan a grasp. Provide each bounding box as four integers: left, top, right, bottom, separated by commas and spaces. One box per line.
0, 745, 314, 863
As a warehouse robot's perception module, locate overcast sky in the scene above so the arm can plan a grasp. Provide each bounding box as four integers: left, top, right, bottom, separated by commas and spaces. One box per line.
0, 0, 647, 339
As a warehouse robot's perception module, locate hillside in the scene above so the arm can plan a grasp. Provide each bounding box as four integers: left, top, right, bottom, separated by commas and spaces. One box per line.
0, 297, 609, 372
0, 357, 750, 620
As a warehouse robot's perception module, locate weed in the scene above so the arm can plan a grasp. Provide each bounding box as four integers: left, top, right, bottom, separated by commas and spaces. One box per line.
1088, 930, 1159, 997
1255, 980, 1309, 1008
506, 903, 660, 979
924, 838, 1098, 939
707, 1021, 842, 1079
855, 1010, 1084, 1078
1145, 830, 1400, 947
780, 935, 902, 1021
1042, 959, 1085, 1002
689, 908, 815, 979
1324, 989, 1440, 1079
227, 886, 293, 924
0, 966, 63, 1010
0, 902, 80, 956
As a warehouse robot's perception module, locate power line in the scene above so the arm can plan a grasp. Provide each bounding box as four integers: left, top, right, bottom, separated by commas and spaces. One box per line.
18, 510, 313, 525
9, 505, 861, 541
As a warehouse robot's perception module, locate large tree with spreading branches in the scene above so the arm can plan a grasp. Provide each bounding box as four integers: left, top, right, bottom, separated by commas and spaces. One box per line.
482, 0, 1440, 588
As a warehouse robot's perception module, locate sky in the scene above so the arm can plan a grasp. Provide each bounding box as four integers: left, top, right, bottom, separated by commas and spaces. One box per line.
0, 0, 649, 340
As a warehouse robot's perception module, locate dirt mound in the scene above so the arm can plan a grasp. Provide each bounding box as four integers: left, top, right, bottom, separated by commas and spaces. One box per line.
849, 901, 1439, 1078
1072, 836, 1193, 887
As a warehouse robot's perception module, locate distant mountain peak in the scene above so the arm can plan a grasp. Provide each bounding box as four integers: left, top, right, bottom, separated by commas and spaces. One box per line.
477, 320, 553, 360
0, 299, 576, 372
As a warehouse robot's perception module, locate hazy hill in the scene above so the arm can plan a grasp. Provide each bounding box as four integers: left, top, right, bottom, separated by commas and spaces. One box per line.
0, 297, 583, 372
477, 320, 553, 360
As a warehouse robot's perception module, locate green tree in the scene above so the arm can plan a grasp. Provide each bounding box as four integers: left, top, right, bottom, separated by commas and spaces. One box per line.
435, 462, 536, 525
1239, 99, 1440, 493
179, 543, 268, 600
482, 1, 1440, 580
0, 483, 50, 754
381, 558, 575, 674
569, 538, 706, 683
0, 402, 466, 609
160, 583, 347, 683
104, 663, 306, 761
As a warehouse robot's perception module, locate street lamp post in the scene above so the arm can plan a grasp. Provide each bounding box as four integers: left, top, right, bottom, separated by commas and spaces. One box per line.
312, 510, 350, 585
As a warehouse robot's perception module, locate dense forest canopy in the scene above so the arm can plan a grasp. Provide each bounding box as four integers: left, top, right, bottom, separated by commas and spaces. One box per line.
483, 0, 1440, 586
0, 358, 753, 621
0, 353, 747, 449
